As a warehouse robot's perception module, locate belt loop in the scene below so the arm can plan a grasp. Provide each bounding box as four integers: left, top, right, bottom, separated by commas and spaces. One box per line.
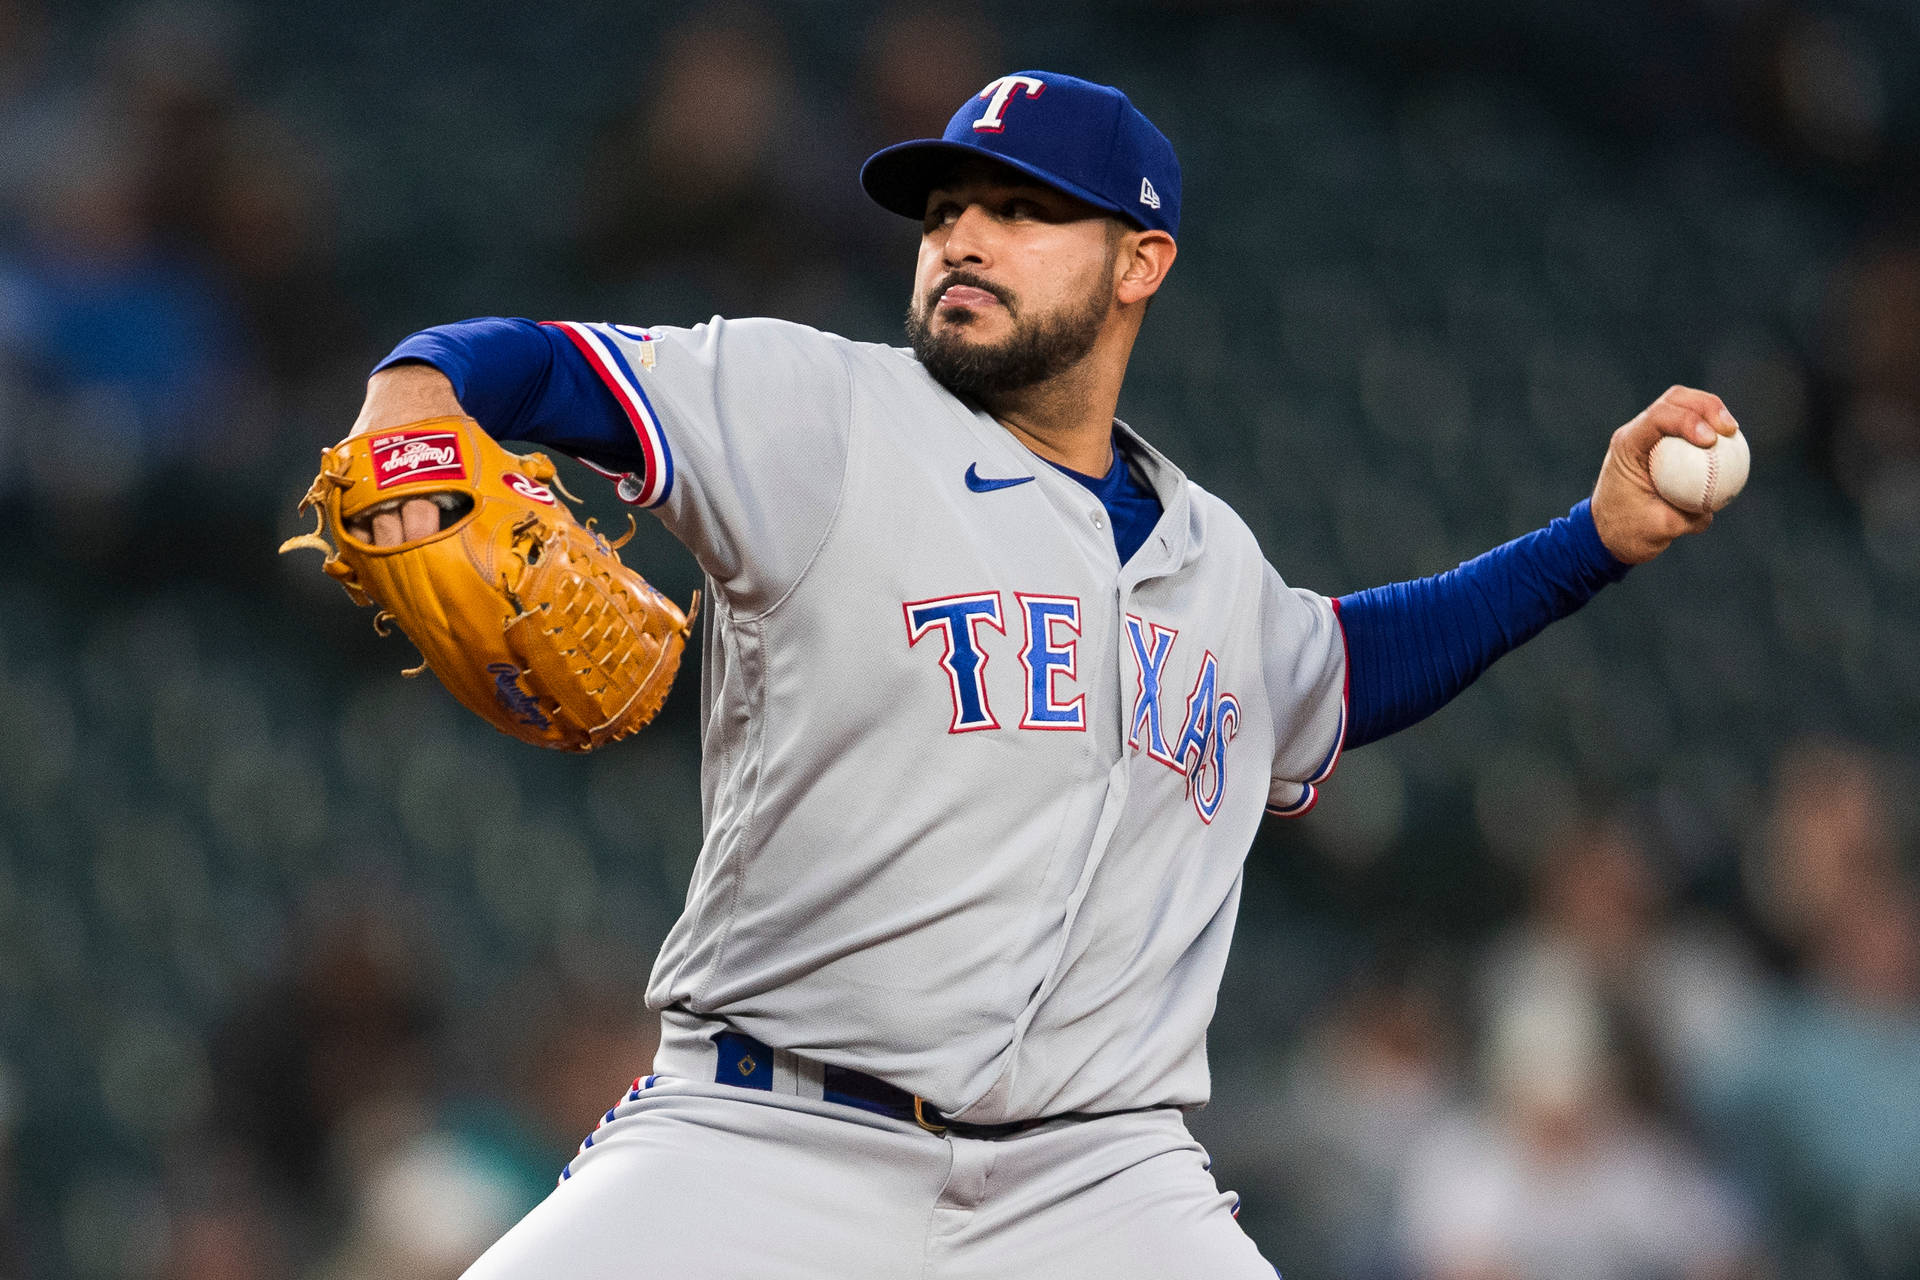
912, 1097, 948, 1134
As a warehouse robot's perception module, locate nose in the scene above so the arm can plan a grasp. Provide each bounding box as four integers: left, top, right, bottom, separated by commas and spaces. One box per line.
942, 202, 993, 268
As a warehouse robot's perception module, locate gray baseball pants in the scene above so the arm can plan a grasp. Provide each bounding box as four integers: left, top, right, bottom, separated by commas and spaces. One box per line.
459, 1076, 1278, 1279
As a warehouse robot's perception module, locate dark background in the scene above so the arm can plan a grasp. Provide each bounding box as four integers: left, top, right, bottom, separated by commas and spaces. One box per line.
0, 1, 1916, 1277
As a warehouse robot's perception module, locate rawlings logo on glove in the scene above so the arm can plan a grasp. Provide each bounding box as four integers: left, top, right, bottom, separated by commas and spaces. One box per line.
372, 429, 467, 486
280, 416, 699, 752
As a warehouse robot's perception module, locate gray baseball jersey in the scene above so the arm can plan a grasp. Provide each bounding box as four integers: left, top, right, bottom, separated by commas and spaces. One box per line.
546, 316, 1346, 1125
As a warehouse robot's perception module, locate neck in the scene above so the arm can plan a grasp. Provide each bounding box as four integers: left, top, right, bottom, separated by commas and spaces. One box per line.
982, 327, 1132, 475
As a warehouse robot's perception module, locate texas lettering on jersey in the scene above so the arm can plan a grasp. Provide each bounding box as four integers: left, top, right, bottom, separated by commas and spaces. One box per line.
903, 592, 1241, 822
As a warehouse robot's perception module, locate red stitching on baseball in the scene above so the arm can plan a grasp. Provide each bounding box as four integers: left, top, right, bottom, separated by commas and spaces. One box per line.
1704, 446, 1718, 510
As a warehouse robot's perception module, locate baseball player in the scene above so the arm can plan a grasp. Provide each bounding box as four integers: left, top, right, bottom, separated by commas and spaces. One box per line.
334, 71, 1733, 1278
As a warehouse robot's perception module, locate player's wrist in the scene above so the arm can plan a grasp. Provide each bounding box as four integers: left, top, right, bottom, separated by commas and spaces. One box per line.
1567, 498, 1634, 579
351, 363, 465, 437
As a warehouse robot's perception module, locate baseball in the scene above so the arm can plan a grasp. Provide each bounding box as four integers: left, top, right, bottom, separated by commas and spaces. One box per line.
1650, 429, 1749, 514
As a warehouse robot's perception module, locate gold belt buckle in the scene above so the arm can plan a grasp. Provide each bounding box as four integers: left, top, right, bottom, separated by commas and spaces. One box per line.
912, 1097, 948, 1134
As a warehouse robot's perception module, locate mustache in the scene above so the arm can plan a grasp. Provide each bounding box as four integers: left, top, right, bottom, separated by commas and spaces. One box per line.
927, 271, 1014, 313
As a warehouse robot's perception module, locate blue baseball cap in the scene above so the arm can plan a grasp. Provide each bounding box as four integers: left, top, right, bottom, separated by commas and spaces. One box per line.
861, 70, 1181, 238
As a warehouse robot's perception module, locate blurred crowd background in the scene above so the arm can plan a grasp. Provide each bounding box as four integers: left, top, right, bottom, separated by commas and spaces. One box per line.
0, 0, 1915, 1277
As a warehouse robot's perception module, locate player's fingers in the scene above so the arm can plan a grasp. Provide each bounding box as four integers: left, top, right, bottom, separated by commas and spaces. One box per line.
1640, 481, 1714, 535
401, 497, 440, 541
372, 509, 403, 546
1659, 385, 1738, 436
1636, 401, 1721, 448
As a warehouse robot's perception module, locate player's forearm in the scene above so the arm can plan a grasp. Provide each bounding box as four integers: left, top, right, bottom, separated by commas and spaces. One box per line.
1335, 499, 1630, 747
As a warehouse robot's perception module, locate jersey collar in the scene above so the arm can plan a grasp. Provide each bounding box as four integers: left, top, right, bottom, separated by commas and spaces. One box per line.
1109, 417, 1193, 584
926, 367, 1196, 580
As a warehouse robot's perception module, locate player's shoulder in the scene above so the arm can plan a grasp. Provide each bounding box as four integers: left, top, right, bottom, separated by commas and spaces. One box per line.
641, 314, 849, 357
1181, 477, 1253, 536
1183, 484, 1322, 602
811, 329, 937, 384
1184, 478, 1269, 566
745, 324, 952, 399
650, 317, 923, 384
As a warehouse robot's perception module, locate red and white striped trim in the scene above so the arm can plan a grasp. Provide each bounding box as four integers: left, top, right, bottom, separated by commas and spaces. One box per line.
543, 320, 672, 507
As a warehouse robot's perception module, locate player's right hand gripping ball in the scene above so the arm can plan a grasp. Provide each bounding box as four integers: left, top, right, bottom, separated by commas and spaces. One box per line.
280, 416, 699, 751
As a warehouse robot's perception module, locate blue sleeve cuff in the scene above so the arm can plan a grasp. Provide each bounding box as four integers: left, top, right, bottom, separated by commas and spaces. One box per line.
1566, 497, 1634, 586
373, 317, 642, 473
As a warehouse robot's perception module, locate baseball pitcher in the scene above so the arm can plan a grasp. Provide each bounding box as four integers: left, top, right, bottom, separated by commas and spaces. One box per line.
288, 71, 1737, 1279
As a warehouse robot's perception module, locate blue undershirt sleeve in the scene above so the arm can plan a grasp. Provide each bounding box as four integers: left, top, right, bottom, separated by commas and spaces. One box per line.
373, 316, 641, 473
1335, 499, 1632, 749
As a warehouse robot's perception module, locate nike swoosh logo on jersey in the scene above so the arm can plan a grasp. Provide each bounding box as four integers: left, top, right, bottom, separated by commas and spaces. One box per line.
965, 464, 1035, 492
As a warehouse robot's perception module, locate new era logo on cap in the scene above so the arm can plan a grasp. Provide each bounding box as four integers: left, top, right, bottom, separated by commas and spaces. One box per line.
860, 70, 1183, 238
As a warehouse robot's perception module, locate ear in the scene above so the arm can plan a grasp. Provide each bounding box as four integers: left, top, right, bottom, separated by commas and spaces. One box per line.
1115, 230, 1177, 306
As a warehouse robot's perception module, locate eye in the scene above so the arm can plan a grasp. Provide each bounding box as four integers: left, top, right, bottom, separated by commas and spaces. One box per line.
923, 200, 962, 231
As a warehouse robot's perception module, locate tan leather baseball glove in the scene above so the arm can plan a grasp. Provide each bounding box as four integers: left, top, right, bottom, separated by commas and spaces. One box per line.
280, 416, 698, 751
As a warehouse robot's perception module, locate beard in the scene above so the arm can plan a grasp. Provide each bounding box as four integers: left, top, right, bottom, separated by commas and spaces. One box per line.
906, 268, 1111, 404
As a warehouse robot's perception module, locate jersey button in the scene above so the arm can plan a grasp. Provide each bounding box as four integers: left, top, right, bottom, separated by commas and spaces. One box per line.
1091, 512, 1106, 530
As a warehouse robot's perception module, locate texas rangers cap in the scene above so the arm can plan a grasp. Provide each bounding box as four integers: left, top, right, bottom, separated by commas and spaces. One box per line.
861, 70, 1181, 238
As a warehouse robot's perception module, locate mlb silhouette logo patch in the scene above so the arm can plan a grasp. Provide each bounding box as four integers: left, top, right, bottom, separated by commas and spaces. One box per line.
371, 429, 466, 488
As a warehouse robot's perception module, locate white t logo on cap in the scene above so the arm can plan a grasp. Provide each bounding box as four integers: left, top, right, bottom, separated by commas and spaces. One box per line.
973, 75, 1046, 133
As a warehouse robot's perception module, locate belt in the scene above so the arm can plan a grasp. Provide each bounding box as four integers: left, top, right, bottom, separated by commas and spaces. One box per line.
712, 1031, 1046, 1139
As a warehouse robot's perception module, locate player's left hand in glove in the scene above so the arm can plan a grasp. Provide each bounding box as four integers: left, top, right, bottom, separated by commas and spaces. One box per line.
280, 416, 699, 751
